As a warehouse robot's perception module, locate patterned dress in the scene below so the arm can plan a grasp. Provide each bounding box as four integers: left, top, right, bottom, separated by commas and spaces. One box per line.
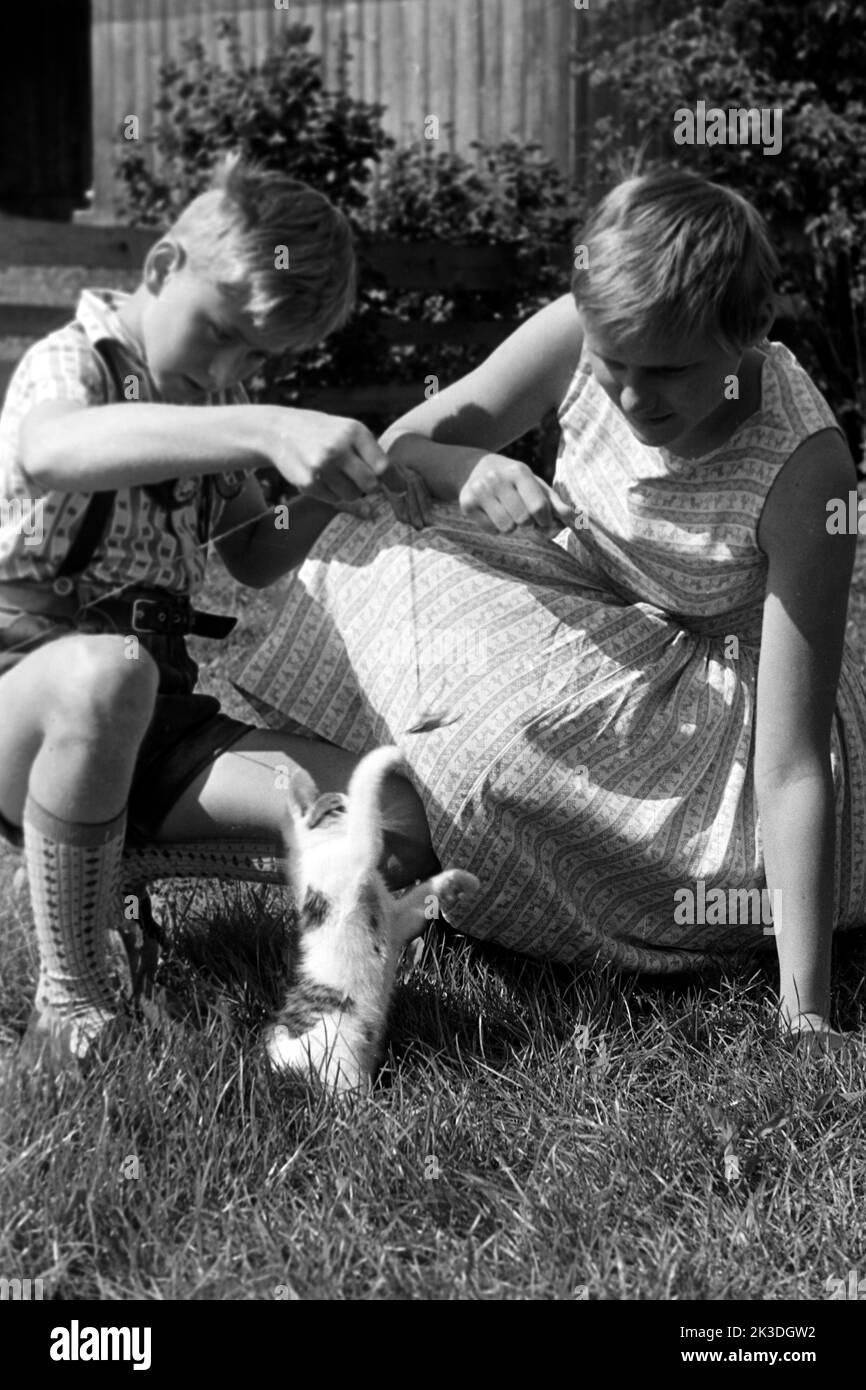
237, 340, 866, 973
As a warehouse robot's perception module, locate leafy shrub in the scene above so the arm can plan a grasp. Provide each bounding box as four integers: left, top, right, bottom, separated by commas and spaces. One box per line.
114, 20, 579, 482
115, 17, 392, 227
576, 0, 866, 464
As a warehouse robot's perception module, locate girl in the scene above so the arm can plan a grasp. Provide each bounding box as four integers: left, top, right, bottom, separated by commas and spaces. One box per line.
238, 167, 866, 1052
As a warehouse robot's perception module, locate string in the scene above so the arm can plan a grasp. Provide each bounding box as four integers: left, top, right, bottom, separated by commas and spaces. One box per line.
0, 483, 408, 660
408, 540, 422, 696
0, 494, 285, 658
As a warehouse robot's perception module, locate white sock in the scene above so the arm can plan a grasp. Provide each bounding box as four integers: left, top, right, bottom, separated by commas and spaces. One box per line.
23, 797, 126, 1059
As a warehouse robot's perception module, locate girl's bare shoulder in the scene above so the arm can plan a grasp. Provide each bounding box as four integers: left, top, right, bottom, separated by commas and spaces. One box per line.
757, 427, 858, 557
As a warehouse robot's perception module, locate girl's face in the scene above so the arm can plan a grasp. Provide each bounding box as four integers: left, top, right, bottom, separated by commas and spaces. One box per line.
138, 242, 287, 402
580, 312, 745, 453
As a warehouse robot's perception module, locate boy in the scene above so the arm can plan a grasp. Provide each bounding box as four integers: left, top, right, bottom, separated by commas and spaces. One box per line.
0, 154, 437, 1070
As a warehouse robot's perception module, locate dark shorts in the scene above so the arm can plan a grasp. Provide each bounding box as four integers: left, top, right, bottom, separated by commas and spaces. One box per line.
0, 607, 253, 847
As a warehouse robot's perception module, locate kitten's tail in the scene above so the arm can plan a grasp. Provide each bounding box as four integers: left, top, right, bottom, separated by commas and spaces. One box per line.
344, 745, 406, 868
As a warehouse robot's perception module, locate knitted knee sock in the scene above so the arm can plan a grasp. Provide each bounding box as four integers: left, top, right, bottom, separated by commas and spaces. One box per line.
23, 797, 126, 1059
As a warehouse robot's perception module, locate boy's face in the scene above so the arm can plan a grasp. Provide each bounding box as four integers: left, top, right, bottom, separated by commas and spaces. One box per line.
139, 243, 289, 401
580, 312, 745, 452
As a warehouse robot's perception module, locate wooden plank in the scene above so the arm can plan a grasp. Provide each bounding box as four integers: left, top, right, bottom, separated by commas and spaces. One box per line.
300, 382, 437, 417
0, 214, 515, 286
523, 0, 544, 146
0, 306, 73, 337
424, 0, 450, 154
90, 3, 119, 217
0, 304, 517, 349
558, 0, 577, 177
0, 217, 155, 268
377, 317, 518, 346
0, 361, 18, 401
359, 240, 517, 289
344, 0, 365, 102
402, 0, 425, 142
453, 0, 479, 153
502, 0, 526, 142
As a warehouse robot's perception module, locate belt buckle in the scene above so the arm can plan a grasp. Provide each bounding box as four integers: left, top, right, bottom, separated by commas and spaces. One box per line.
131, 597, 189, 634
131, 598, 167, 633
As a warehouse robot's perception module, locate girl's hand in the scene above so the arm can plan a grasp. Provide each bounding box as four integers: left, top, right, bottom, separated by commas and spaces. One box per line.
782, 1012, 848, 1055
458, 455, 575, 535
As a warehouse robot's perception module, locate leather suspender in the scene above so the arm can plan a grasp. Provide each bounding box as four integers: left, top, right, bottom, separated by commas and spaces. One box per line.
54, 339, 122, 582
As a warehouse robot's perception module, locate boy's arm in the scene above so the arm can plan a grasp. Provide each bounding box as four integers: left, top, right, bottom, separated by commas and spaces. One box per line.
754, 427, 857, 1035
18, 398, 389, 506
214, 474, 340, 588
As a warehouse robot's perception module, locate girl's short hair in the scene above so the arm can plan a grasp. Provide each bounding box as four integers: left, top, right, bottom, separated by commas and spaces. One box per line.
167, 152, 356, 351
572, 167, 779, 353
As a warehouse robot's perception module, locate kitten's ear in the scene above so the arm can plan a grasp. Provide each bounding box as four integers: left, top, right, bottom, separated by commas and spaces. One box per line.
285, 766, 320, 819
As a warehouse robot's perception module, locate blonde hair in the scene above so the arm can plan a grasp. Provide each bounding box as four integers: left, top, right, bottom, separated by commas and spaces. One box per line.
167, 152, 357, 350
572, 167, 779, 352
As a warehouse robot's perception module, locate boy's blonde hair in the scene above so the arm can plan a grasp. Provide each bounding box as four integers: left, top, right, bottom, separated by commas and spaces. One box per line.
167, 152, 356, 350
572, 167, 779, 353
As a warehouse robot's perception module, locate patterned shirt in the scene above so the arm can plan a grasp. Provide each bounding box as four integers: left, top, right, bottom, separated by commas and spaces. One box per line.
0, 288, 249, 598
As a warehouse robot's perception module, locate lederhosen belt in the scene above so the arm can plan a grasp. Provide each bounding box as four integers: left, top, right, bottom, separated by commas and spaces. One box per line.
0, 339, 237, 641
0, 578, 237, 639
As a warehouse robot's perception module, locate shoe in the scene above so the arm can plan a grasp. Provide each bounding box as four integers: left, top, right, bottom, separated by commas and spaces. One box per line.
17, 999, 136, 1076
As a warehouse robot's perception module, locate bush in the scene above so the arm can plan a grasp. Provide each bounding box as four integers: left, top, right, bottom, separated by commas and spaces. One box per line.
576, 0, 866, 465
115, 17, 392, 228
289, 139, 579, 477
114, 20, 579, 482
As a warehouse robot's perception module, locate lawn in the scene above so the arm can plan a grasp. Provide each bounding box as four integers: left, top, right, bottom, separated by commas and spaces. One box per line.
1, 542, 865, 1304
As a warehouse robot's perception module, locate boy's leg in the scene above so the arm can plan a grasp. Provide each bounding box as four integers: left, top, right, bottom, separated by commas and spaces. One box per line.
0, 634, 160, 1064
149, 729, 439, 887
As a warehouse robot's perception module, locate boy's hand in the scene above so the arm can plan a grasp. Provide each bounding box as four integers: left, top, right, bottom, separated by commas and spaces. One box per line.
326, 463, 433, 528
380, 461, 433, 530
459, 455, 575, 535
268, 409, 390, 505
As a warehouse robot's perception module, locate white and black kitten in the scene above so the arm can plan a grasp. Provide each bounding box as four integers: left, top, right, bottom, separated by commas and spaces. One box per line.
266, 746, 479, 1093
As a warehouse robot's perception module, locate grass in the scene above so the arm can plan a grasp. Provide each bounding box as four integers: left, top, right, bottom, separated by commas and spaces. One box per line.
2, 553, 866, 1302
2, 251, 866, 1299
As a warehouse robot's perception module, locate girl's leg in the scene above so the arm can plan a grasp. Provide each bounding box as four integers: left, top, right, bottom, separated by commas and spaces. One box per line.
150, 729, 439, 886
0, 635, 160, 1064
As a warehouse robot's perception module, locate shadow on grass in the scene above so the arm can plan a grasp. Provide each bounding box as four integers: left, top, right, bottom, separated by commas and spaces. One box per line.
151, 875, 866, 1080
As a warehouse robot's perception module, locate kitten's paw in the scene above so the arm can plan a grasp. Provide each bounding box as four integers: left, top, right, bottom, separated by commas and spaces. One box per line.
264, 1024, 372, 1096
390, 867, 481, 946
431, 868, 481, 916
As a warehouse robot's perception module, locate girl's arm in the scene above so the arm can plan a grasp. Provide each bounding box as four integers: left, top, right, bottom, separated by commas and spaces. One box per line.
380, 292, 584, 500
754, 426, 858, 1034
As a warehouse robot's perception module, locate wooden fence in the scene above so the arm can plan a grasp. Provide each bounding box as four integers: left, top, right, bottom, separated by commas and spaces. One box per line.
0, 214, 540, 421
90, 0, 579, 218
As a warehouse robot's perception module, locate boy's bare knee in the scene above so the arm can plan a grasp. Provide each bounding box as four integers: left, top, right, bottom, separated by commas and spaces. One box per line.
49, 636, 159, 731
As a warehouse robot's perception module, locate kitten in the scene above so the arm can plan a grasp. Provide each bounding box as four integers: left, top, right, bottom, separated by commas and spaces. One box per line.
265, 746, 480, 1094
